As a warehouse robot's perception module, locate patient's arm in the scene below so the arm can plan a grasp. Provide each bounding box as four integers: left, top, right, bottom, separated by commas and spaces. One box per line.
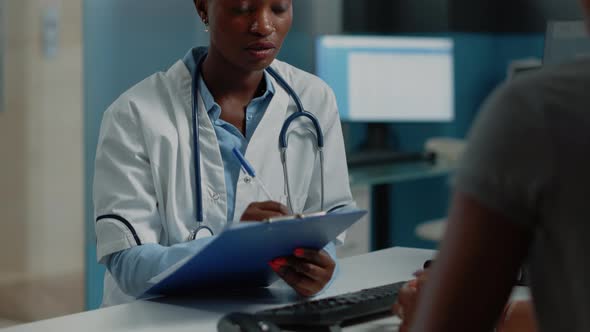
409, 192, 533, 332
394, 271, 538, 332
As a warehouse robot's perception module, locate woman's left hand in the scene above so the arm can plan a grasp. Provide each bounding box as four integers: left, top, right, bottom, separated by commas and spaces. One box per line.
269, 248, 336, 297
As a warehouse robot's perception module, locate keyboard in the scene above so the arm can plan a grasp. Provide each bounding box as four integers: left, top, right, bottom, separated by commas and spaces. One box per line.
255, 281, 406, 329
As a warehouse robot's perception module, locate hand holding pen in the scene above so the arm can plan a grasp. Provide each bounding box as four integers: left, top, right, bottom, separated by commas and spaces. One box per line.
232, 147, 290, 222
240, 201, 289, 222
232, 147, 337, 296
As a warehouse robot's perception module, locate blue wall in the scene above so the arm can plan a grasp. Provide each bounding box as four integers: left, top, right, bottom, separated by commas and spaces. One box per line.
83, 0, 205, 309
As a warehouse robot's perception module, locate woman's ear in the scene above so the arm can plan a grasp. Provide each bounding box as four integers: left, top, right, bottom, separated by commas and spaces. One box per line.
195, 0, 209, 22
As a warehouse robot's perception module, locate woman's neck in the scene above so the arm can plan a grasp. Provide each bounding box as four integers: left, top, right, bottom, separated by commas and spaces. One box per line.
201, 47, 265, 102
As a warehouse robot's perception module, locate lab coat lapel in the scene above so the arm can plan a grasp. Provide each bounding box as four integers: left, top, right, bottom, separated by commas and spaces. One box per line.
196, 91, 228, 229
245, 75, 290, 173
234, 77, 290, 219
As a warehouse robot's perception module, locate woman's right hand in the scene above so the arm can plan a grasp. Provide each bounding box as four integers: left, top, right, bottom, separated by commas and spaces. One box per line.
240, 201, 289, 222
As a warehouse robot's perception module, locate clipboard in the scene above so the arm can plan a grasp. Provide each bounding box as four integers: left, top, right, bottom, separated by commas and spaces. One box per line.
144, 209, 367, 296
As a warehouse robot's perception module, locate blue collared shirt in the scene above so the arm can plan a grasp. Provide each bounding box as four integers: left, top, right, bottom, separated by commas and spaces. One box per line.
198, 72, 275, 221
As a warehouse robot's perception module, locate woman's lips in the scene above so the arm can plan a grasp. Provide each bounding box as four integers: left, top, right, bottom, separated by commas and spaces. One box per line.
245, 41, 277, 60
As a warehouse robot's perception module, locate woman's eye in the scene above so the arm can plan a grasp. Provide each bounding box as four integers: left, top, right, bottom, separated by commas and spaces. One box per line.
272, 4, 289, 14
233, 8, 247, 14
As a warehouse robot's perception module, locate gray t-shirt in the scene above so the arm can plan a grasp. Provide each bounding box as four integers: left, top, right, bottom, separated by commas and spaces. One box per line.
454, 59, 590, 332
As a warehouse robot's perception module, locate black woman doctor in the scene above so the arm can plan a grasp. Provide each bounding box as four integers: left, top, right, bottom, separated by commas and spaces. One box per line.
93, 0, 355, 306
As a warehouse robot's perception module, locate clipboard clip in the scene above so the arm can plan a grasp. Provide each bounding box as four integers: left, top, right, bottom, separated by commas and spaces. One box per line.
265, 211, 327, 223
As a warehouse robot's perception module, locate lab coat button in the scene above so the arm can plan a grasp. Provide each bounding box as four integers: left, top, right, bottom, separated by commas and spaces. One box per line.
212, 193, 220, 201
244, 176, 252, 184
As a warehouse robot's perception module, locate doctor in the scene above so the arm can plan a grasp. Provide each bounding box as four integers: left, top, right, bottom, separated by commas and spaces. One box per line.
93, 0, 354, 306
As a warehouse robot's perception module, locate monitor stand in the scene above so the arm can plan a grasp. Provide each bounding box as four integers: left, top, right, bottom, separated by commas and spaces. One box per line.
346, 124, 435, 168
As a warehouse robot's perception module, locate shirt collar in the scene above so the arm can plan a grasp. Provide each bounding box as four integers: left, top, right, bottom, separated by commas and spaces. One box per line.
197, 71, 275, 122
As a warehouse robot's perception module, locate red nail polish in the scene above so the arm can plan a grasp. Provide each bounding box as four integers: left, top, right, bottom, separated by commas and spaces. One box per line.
294, 248, 305, 257
268, 262, 279, 271
274, 258, 287, 267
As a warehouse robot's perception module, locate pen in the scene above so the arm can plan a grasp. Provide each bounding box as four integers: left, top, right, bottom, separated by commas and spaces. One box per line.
232, 147, 274, 201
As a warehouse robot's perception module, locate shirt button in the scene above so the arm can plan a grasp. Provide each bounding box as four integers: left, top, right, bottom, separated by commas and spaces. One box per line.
246, 114, 253, 121
243, 176, 252, 184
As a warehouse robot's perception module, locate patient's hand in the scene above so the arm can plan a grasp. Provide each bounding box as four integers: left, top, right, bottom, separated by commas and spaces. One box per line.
392, 270, 428, 332
393, 270, 538, 332
497, 300, 539, 332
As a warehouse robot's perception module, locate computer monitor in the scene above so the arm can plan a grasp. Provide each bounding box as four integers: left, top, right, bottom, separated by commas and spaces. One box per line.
544, 21, 590, 65
316, 35, 455, 123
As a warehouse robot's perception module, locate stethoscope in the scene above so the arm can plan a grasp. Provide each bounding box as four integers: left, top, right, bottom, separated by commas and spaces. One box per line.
188, 52, 325, 240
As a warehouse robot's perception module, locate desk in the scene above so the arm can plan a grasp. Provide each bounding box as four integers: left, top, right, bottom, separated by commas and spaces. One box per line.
4, 247, 434, 332
348, 159, 455, 187
348, 159, 455, 249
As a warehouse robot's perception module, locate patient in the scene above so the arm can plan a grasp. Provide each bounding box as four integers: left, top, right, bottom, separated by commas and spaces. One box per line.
393, 1, 590, 331
394, 269, 538, 332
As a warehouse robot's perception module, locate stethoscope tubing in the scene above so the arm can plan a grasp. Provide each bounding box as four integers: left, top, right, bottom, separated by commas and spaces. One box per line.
190, 52, 324, 239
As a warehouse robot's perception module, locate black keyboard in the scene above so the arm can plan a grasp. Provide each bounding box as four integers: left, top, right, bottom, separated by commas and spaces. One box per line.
255, 281, 406, 329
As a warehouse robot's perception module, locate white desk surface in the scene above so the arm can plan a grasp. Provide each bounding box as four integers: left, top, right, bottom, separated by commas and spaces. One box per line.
4, 247, 434, 332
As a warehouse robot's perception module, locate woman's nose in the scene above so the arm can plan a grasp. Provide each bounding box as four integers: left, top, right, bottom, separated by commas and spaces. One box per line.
249, 10, 276, 36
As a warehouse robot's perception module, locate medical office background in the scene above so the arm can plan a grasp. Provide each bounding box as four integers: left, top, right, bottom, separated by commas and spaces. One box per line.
0, 0, 582, 327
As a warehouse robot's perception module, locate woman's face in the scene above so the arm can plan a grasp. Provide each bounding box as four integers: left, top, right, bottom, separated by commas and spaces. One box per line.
199, 0, 293, 72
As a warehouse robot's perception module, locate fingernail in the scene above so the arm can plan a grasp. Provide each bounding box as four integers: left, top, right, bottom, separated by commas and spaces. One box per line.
408, 280, 418, 288
272, 258, 287, 268
268, 262, 280, 271
294, 248, 305, 257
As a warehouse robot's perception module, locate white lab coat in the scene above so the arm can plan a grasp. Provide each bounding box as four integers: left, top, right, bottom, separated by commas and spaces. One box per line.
93, 51, 355, 306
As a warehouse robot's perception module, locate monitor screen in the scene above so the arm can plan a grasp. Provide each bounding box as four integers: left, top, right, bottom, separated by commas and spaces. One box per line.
316, 35, 455, 123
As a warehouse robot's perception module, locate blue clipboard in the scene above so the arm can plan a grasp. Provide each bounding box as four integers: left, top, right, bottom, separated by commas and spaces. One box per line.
144, 209, 367, 296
